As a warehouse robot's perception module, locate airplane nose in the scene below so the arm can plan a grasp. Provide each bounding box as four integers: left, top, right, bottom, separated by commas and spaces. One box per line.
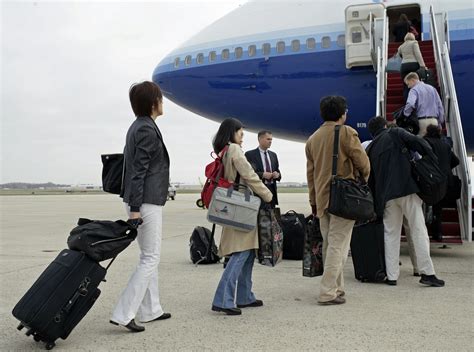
152, 60, 173, 97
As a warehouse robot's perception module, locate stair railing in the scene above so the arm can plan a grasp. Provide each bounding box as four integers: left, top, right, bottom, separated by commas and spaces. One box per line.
430, 5, 472, 242
375, 10, 388, 118
441, 42, 472, 242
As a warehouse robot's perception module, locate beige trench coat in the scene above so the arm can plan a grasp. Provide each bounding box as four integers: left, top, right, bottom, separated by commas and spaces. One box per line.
218, 143, 273, 257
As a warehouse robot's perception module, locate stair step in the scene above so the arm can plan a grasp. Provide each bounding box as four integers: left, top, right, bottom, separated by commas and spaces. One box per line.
440, 209, 460, 223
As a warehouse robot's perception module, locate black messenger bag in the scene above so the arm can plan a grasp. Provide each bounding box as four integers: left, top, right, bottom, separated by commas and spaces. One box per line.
101, 153, 124, 194
328, 125, 376, 222
68, 218, 138, 262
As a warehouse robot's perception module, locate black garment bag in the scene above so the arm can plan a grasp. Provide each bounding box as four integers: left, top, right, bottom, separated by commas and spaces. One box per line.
68, 218, 138, 262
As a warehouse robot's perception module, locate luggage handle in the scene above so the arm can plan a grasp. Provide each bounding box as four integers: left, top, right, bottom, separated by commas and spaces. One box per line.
226, 186, 251, 202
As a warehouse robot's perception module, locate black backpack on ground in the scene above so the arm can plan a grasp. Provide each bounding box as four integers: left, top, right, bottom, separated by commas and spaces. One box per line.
190, 225, 220, 264
281, 210, 305, 260
67, 218, 138, 262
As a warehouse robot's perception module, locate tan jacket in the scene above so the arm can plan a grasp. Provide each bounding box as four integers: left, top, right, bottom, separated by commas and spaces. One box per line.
305, 122, 370, 219
218, 143, 273, 257
398, 40, 425, 67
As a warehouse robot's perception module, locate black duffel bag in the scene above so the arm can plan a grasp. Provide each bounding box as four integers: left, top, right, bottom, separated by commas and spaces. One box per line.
280, 210, 305, 260
68, 218, 138, 262
328, 126, 376, 222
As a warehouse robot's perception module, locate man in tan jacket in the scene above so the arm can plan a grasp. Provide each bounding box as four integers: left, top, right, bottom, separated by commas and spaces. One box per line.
306, 96, 370, 305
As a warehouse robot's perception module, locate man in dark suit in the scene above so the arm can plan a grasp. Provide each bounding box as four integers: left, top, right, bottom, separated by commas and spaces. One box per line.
245, 130, 281, 207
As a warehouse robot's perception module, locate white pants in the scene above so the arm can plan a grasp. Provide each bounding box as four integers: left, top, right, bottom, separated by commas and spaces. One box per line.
417, 118, 439, 137
384, 194, 435, 280
111, 203, 164, 325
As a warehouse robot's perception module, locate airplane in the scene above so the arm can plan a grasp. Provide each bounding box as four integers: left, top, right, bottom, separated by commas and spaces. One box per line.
153, 0, 473, 241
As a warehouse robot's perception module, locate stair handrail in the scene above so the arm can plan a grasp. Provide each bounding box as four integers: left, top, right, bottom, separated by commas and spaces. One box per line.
444, 12, 450, 53
440, 42, 472, 242
375, 10, 388, 118
429, 5, 449, 110
430, 5, 471, 242
376, 46, 383, 116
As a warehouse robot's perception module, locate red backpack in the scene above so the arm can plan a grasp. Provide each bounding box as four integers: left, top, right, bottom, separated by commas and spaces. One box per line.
201, 146, 233, 208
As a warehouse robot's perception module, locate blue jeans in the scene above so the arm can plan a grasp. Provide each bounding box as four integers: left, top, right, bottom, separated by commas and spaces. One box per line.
212, 250, 257, 309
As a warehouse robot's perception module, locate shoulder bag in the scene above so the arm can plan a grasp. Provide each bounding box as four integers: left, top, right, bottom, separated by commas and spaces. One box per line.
328, 125, 376, 221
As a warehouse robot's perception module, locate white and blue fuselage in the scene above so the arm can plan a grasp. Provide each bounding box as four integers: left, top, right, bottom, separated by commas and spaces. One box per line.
153, 0, 474, 151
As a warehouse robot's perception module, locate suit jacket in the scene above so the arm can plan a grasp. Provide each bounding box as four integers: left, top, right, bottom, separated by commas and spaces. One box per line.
306, 122, 370, 219
219, 143, 273, 257
244, 147, 281, 206
121, 116, 170, 211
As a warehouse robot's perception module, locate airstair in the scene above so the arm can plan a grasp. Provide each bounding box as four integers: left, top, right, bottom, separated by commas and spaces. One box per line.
371, 7, 472, 243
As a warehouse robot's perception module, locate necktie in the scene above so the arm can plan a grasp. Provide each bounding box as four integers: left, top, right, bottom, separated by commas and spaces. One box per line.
264, 151, 271, 173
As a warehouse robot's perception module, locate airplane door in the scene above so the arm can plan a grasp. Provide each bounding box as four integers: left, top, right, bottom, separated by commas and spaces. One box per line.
345, 4, 385, 69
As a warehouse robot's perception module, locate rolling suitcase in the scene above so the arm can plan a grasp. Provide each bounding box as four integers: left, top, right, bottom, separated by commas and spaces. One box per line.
280, 210, 305, 260
350, 221, 386, 283
12, 249, 108, 350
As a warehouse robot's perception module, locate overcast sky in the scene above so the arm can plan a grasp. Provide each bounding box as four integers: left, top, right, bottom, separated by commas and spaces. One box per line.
1, 0, 308, 185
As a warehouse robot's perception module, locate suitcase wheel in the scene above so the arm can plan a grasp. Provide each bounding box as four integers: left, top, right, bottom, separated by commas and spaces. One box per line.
25, 328, 33, 336
16, 323, 24, 331
33, 334, 42, 342
375, 271, 387, 282
45, 342, 56, 350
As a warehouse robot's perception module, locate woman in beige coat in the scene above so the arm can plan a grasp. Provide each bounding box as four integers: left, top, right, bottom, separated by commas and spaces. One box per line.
211, 118, 273, 316
398, 32, 426, 101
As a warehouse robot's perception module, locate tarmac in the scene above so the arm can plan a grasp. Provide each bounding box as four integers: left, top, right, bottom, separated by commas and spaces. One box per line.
0, 193, 473, 351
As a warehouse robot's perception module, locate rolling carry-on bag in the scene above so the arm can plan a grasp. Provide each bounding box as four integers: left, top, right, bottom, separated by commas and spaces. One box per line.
280, 210, 305, 260
12, 249, 109, 350
350, 221, 386, 283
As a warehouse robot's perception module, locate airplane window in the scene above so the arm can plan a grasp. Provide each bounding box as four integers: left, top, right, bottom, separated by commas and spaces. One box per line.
291, 39, 300, 52
196, 53, 204, 64
184, 55, 192, 66
174, 58, 180, 68
235, 47, 243, 59
306, 38, 316, 50
277, 41, 285, 53
322, 36, 331, 49
209, 51, 216, 62
262, 43, 271, 56
352, 29, 362, 43
337, 34, 345, 47
222, 49, 230, 60
248, 45, 256, 57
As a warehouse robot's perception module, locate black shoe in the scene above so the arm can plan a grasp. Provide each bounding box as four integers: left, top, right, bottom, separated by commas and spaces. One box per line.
143, 313, 171, 323
413, 272, 421, 277
211, 305, 242, 315
385, 279, 397, 286
237, 299, 263, 308
109, 319, 145, 332
419, 274, 445, 287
